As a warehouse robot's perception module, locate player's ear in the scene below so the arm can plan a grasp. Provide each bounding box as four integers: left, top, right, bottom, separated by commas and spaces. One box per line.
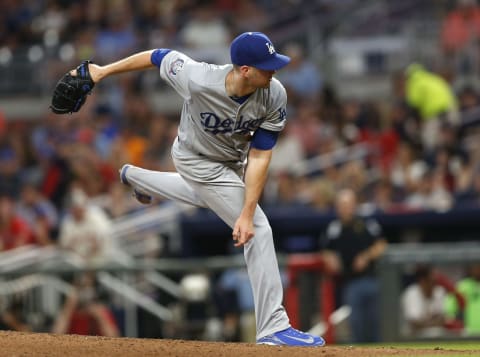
239, 65, 250, 77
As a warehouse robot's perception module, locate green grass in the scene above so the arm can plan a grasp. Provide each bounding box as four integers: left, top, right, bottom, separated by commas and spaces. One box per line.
352, 341, 480, 356
374, 341, 480, 350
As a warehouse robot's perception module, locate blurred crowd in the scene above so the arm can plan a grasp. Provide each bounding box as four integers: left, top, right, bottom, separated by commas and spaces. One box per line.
1, 0, 480, 343
0, 0, 289, 59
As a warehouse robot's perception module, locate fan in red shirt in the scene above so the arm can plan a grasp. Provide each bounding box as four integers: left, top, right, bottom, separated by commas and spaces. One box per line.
52, 273, 119, 337
441, 0, 480, 55
0, 193, 36, 251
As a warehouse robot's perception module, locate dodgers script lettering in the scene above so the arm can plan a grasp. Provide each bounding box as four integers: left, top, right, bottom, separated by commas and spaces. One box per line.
200, 112, 264, 134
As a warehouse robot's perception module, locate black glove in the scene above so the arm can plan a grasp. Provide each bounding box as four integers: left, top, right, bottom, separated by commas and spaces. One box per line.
50, 60, 95, 114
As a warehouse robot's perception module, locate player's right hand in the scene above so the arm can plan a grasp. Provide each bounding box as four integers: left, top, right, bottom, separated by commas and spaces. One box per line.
232, 215, 254, 247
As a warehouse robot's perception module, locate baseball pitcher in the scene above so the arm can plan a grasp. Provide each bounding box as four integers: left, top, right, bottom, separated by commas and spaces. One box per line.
50, 31, 325, 347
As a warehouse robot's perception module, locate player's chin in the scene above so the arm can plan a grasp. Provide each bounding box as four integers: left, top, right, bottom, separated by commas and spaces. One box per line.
261, 81, 271, 89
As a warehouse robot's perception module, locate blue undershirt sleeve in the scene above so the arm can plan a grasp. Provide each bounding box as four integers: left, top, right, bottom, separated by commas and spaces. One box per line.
251, 128, 280, 150
150, 49, 172, 67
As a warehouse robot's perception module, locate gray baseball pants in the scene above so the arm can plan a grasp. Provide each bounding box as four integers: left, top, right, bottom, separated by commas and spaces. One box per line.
121, 140, 290, 339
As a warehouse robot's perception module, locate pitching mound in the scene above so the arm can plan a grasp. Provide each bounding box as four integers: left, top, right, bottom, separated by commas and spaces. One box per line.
0, 331, 477, 356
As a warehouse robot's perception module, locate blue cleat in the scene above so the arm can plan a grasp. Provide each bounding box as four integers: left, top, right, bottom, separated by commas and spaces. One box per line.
119, 164, 152, 204
256, 327, 325, 347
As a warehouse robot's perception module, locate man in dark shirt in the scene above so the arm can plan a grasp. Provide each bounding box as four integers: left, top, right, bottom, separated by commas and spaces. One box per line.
321, 188, 387, 343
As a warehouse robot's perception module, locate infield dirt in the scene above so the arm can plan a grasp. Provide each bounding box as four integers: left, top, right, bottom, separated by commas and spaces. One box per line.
0, 331, 478, 356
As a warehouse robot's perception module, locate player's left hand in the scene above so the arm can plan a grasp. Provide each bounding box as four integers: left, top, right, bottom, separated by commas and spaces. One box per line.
232, 215, 254, 247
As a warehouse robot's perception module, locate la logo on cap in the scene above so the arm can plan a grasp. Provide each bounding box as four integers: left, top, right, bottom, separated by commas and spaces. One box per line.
266, 42, 275, 55
230, 31, 290, 70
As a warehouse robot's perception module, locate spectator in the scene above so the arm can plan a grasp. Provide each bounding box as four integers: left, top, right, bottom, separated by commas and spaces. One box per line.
58, 187, 114, 265
30, 112, 71, 165
370, 117, 400, 174
405, 170, 453, 212
178, 3, 230, 52
106, 135, 131, 176
337, 160, 368, 196
68, 142, 116, 197
319, 85, 343, 134
94, 2, 137, 62
404, 63, 459, 151
30, 0, 66, 41
454, 156, 480, 205
435, 121, 465, 163
0, 145, 22, 198
288, 104, 325, 158
321, 188, 387, 343
458, 85, 480, 113
118, 124, 149, 168
269, 124, 305, 175
142, 114, 176, 172
401, 265, 456, 337
63, 2, 89, 44
276, 43, 322, 104
309, 178, 335, 213
92, 104, 120, 161
429, 146, 456, 193
371, 178, 398, 213
17, 182, 58, 245
445, 263, 480, 334
441, 0, 480, 75
1, 1, 37, 48
52, 272, 119, 337
388, 99, 422, 150
230, 0, 270, 34
390, 141, 428, 194
0, 296, 31, 332
263, 171, 307, 208
35, 116, 78, 211
0, 193, 36, 252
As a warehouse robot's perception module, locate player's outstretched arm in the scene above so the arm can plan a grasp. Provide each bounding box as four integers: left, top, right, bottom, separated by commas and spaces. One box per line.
81, 50, 157, 83
51, 50, 158, 114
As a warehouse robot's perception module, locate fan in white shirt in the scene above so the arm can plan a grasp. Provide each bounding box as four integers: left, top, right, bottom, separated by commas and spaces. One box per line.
401, 265, 447, 337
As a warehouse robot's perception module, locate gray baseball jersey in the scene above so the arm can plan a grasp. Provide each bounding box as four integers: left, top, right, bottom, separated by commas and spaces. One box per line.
122, 50, 291, 339
159, 50, 288, 167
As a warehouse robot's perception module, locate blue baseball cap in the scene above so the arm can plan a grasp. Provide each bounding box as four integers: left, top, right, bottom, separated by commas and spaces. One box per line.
230, 32, 291, 71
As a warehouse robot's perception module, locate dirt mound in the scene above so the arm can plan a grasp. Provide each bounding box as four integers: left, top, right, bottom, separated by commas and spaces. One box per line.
0, 331, 477, 356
